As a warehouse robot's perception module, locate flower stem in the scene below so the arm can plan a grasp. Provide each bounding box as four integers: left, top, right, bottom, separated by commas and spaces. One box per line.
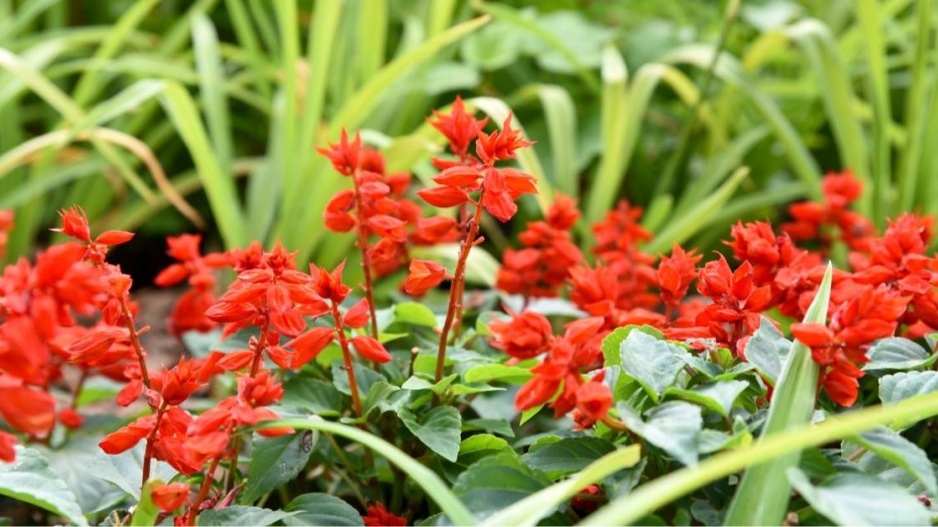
352, 172, 380, 340
332, 303, 362, 416
435, 200, 485, 383
185, 453, 223, 525
120, 298, 150, 388
141, 403, 166, 487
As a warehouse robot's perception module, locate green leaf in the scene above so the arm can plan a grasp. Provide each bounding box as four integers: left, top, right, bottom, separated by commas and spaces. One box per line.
131, 478, 160, 526
281, 377, 343, 416
331, 360, 385, 397
879, 371, 938, 404
619, 330, 690, 402
398, 406, 462, 462
442, 434, 514, 483
665, 380, 749, 417
846, 427, 938, 496
452, 452, 551, 521
242, 432, 315, 504
618, 402, 702, 467
393, 302, 439, 328
363, 381, 409, 415
743, 317, 792, 386
96, 441, 175, 500
864, 338, 936, 372
464, 418, 514, 438
460, 19, 520, 70
522, 437, 616, 477
261, 418, 475, 525
281, 493, 364, 526
198, 506, 295, 526
601, 325, 662, 367
462, 364, 532, 384
0, 447, 87, 526
481, 445, 642, 527
786, 468, 929, 526
38, 436, 125, 515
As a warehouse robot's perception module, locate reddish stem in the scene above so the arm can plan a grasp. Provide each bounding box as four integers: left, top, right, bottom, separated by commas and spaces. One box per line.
351, 171, 380, 340
185, 453, 224, 525
141, 402, 166, 487
248, 318, 271, 377
331, 303, 362, 416
435, 199, 485, 383
120, 298, 151, 388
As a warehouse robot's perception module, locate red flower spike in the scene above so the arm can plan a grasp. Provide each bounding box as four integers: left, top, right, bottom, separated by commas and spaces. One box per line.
350, 335, 392, 363
344, 299, 371, 329
54, 207, 91, 243
151, 482, 189, 512
433, 166, 482, 187
404, 259, 446, 296
363, 503, 407, 527
575, 380, 612, 424
285, 326, 335, 368
316, 129, 362, 176
0, 386, 56, 436
427, 95, 488, 156
475, 113, 535, 165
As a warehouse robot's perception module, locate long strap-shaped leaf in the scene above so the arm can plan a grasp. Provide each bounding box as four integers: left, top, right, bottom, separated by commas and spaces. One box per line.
257, 417, 476, 526
581, 379, 938, 526
722, 263, 833, 525
481, 445, 641, 527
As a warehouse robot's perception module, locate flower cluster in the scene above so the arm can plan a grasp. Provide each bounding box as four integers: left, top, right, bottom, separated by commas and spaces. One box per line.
155, 234, 228, 335
493, 171, 938, 418
496, 195, 583, 299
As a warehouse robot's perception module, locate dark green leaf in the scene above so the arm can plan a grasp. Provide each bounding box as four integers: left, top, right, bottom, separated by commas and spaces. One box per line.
197, 506, 294, 526
619, 330, 690, 402
665, 380, 748, 416
398, 406, 462, 462
452, 452, 551, 520
879, 371, 938, 403
96, 443, 176, 501
743, 318, 791, 386
787, 468, 929, 526
281, 493, 363, 526
864, 338, 936, 372
522, 437, 616, 477
281, 377, 343, 416
39, 436, 124, 515
0, 447, 87, 526
463, 418, 514, 438
618, 402, 702, 467
331, 360, 385, 397
242, 432, 314, 504
846, 427, 937, 495
363, 381, 409, 415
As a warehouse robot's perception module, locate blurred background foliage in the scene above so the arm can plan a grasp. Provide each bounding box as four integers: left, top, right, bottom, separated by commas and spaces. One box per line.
2, 0, 936, 286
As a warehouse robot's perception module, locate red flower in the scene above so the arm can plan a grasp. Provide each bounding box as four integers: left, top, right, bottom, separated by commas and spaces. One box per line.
427, 95, 487, 156
404, 259, 446, 296
792, 285, 910, 406
695, 257, 773, 355
362, 503, 407, 527
0, 430, 15, 462
475, 114, 534, 165
351, 335, 392, 363
0, 384, 56, 436
657, 244, 702, 307
151, 482, 189, 512
316, 129, 362, 176
488, 311, 553, 360
575, 378, 612, 424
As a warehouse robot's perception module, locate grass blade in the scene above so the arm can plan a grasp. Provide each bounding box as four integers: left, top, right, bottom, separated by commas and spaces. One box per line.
192, 14, 234, 173
643, 167, 748, 255
259, 417, 476, 526
723, 264, 834, 525
896, 0, 932, 214
582, 386, 938, 526
481, 445, 641, 527
532, 84, 578, 197
358, 0, 388, 86
584, 44, 627, 230
856, 0, 892, 223
160, 82, 244, 248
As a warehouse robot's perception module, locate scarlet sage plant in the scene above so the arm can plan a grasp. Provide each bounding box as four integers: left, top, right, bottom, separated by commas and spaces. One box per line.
405, 96, 538, 381
4, 101, 938, 527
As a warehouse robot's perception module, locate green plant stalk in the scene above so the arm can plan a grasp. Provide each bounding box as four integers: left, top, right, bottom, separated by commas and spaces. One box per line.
856, 0, 892, 225
896, 0, 932, 214
257, 417, 477, 526
583, 387, 938, 526
654, 0, 738, 197
723, 263, 833, 525
481, 445, 642, 527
